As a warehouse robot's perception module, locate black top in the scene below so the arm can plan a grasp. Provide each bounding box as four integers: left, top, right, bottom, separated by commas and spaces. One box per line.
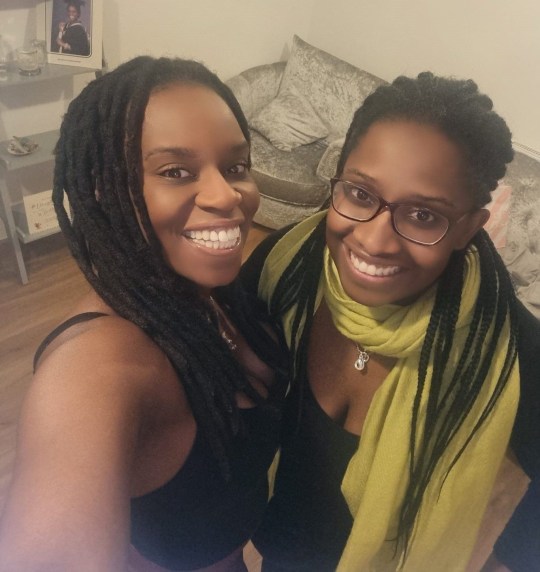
241, 227, 540, 572
33, 312, 285, 570
253, 378, 358, 571
131, 403, 282, 569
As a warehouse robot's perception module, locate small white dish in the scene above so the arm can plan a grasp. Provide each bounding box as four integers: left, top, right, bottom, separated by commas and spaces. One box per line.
6, 136, 39, 156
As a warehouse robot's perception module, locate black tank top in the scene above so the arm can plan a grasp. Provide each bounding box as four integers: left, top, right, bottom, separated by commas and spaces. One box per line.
252, 375, 358, 571
34, 312, 285, 570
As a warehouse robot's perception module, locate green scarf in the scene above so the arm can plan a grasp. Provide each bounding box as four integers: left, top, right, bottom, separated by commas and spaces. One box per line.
259, 211, 520, 571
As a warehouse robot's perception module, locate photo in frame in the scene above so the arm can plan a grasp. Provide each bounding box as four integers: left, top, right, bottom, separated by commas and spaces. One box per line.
36, 0, 103, 69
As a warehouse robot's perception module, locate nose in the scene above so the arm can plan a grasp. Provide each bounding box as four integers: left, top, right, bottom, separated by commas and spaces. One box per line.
353, 209, 402, 255
194, 171, 242, 212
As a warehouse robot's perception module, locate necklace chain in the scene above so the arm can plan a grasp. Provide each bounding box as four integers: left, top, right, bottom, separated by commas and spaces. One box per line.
354, 343, 370, 371
208, 296, 238, 351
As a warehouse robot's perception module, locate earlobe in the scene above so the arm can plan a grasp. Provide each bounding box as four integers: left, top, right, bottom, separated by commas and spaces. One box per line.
453, 208, 490, 250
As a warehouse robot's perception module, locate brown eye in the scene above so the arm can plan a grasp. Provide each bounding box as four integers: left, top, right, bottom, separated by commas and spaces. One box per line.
408, 207, 437, 224
159, 167, 192, 179
349, 185, 377, 206
227, 162, 249, 176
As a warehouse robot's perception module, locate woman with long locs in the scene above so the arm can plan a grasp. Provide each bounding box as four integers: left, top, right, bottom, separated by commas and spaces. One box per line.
241, 72, 540, 572
0, 56, 287, 571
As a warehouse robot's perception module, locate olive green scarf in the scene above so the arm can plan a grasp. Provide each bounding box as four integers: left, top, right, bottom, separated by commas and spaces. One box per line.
259, 211, 519, 571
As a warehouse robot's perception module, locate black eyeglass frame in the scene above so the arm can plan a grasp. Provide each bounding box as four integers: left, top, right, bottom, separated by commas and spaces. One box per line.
330, 177, 471, 246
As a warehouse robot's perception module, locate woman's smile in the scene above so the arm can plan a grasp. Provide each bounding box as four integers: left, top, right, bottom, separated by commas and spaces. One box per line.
183, 225, 241, 251
349, 249, 401, 278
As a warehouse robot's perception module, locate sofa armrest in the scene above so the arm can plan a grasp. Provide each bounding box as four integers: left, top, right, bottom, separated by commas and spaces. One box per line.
316, 137, 345, 182
226, 61, 287, 120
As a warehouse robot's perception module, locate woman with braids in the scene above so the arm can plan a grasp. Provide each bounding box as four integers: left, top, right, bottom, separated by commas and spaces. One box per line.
0, 56, 287, 571
241, 72, 540, 571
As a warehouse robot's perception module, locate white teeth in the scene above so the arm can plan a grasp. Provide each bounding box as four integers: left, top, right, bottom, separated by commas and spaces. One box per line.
184, 226, 241, 250
350, 251, 400, 277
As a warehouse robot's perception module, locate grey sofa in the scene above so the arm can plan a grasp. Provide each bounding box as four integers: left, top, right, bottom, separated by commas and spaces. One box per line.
226, 35, 385, 229
499, 150, 540, 319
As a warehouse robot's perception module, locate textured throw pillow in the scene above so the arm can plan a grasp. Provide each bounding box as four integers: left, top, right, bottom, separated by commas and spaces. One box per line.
251, 83, 329, 151
484, 182, 513, 249
279, 35, 386, 140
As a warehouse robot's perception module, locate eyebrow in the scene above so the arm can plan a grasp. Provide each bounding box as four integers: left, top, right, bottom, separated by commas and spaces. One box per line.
343, 167, 457, 209
143, 146, 197, 161
143, 141, 250, 161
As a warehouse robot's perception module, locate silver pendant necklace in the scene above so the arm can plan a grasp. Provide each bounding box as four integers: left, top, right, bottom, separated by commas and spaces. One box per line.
354, 343, 370, 371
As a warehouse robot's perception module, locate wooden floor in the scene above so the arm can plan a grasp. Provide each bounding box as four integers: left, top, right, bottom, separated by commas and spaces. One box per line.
0, 228, 529, 571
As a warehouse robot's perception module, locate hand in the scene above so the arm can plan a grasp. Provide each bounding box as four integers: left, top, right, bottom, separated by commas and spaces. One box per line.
58, 21, 66, 31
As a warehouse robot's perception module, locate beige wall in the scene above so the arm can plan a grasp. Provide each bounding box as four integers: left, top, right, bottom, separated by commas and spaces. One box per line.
1, 0, 538, 153
308, 0, 540, 153
103, 0, 315, 80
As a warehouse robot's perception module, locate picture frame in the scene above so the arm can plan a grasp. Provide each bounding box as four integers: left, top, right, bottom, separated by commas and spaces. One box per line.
36, 0, 103, 69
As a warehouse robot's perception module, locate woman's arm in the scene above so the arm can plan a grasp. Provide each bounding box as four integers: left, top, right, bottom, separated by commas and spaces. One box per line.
0, 320, 155, 571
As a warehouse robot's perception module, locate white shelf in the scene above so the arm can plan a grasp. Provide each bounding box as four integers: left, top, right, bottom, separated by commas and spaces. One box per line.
16, 224, 61, 244
0, 63, 102, 283
0, 130, 58, 172
0, 62, 99, 88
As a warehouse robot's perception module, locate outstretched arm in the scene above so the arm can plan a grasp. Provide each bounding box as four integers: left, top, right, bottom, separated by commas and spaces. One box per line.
0, 322, 149, 571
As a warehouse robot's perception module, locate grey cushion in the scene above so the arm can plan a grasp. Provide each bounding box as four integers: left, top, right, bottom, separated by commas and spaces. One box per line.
226, 62, 286, 120
251, 83, 329, 151
280, 35, 386, 141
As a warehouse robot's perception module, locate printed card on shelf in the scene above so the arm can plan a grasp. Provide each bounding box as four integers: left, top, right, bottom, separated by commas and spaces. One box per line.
22, 189, 70, 234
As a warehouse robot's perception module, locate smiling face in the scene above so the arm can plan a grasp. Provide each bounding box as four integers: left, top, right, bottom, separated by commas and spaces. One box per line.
67, 5, 80, 21
326, 120, 489, 306
141, 83, 259, 291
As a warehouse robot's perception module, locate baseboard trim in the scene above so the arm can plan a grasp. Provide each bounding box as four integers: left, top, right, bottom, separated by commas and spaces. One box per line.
513, 141, 540, 162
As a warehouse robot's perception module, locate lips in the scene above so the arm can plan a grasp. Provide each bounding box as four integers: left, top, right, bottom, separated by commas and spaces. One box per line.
349, 250, 401, 277
184, 226, 241, 250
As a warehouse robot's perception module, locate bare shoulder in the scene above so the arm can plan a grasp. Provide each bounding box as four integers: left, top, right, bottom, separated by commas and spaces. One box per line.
35, 313, 171, 401
0, 314, 182, 569
23, 312, 182, 471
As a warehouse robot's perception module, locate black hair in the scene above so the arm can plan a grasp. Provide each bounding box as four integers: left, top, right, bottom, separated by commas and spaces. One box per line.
337, 71, 514, 206
269, 72, 518, 556
53, 56, 283, 478
65, 0, 84, 16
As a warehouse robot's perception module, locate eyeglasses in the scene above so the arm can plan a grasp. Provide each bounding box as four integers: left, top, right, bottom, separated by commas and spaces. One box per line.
330, 178, 469, 246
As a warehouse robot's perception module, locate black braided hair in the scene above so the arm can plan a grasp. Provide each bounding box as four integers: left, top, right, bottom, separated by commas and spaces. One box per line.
64, 0, 84, 15
269, 72, 518, 555
53, 56, 284, 478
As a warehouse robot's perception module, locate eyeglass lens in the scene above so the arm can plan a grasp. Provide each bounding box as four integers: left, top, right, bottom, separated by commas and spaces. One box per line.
331, 180, 450, 245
